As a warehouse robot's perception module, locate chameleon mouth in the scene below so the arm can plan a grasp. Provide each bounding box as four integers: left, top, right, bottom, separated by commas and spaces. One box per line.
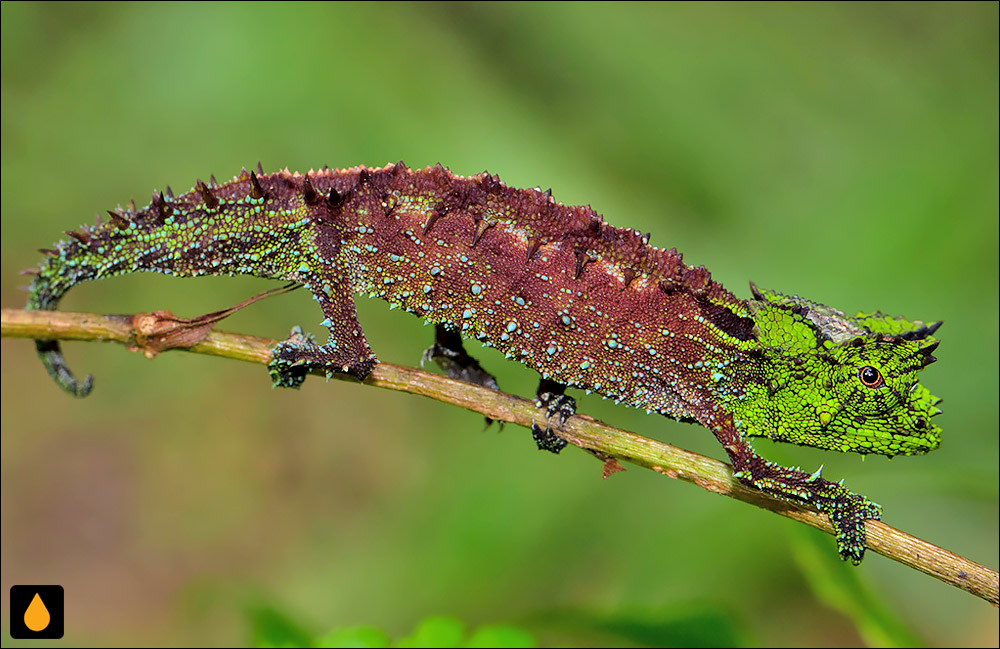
901, 422, 942, 453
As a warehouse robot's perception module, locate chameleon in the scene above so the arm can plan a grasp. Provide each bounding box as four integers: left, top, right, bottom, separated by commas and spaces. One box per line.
23, 162, 943, 563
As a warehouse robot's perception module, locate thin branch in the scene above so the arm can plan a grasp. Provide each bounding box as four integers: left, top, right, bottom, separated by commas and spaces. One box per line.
2, 307, 997, 606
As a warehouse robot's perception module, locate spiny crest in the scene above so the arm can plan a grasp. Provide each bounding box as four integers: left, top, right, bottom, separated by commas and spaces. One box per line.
750, 283, 942, 350
195, 179, 219, 210
301, 175, 321, 205
750, 283, 866, 343
326, 186, 346, 209
854, 312, 942, 342
249, 170, 266, 200
65, 228, 91, 245
37, 161, 732, 309
355, 161, 726, 301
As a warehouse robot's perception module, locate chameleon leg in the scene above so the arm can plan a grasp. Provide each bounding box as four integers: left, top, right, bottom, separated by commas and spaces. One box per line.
423, 325, 500, 391
269, 278, 378, 388
422, 324, 501, 428
711, 417, 881, 564
531, 378, 574, 454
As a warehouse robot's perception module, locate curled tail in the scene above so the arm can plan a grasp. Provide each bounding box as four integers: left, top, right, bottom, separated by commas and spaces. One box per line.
34, 339, 93, 397
25, 228, 121, 397
27, 241, 105, 397
26, 173, 308, 397
26, 211, 170, 396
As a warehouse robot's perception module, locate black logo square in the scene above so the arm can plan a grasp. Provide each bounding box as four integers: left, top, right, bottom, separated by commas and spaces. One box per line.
9, 585, 64, 639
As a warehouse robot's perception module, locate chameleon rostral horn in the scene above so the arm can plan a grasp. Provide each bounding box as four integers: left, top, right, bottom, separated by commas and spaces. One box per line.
24, 162, 943, 564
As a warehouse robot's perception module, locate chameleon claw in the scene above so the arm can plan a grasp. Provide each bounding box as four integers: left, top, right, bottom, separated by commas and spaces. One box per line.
531, 380, 574, 454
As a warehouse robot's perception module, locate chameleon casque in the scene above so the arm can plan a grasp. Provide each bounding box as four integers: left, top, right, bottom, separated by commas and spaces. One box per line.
25, 162, 943, 563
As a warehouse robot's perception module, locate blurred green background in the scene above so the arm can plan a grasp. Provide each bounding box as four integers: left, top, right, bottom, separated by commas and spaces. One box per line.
2, 2, 997, 646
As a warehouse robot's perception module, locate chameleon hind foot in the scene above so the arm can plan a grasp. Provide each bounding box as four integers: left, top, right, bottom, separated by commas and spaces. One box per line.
531, 378, 574, 454
269, 326, 377, 389
423, 325, 502, 428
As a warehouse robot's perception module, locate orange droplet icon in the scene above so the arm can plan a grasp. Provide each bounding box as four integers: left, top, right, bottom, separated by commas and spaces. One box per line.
24, 592, 51, 632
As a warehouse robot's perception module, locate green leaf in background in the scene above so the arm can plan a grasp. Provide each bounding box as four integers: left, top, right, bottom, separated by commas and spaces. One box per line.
462, 624, 536, 649
248, 604, 315, 649
396, 615, 466, 648
597, 610, 749, 648
249, 612, 537, 649
315, 626, 392, 649
539, 603, 753, 648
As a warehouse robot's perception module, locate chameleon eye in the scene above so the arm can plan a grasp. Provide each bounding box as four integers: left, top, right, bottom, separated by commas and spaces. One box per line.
859, 366, 884, 388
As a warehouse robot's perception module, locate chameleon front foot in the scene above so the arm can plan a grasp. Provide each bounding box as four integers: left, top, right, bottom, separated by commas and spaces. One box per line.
531, 379, 574, 454
718, 420, 884, 564
269, 326, 377, 388
819, 488, 883, 565
735, 464, 882, 564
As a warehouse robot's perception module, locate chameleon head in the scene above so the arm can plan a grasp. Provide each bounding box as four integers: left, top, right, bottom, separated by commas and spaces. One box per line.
742, 285, 943, 457
822, 333, 942, 455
